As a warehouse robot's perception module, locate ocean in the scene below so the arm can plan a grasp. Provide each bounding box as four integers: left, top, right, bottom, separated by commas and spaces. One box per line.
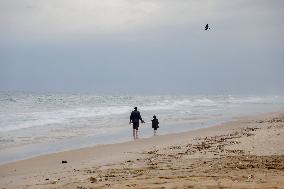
0, 92, 284, 164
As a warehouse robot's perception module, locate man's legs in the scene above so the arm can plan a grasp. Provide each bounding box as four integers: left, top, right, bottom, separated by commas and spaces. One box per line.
133, 123, 139, 139
135, 129, 139, 139
133, 129, 139, 139
133, 129, 136, 139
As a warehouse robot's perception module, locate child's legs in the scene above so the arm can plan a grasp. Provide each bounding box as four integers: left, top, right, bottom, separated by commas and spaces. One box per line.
154, 128, 157, 135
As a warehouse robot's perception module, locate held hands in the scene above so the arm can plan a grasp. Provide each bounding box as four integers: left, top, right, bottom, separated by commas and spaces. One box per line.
129, 120, 145, 124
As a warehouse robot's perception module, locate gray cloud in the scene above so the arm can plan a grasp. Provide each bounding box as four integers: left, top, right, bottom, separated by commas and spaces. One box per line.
0, 0, 283, 94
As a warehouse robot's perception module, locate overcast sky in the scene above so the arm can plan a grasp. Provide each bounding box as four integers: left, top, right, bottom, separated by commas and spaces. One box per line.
0, 0, 283, 94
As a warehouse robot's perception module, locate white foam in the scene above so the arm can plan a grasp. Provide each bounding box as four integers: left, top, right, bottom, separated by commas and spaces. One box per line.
0, 105, 131, 132
0, 94, 283, 134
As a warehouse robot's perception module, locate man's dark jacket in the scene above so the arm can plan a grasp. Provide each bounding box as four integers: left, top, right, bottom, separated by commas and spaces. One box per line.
130, 110, 142, 123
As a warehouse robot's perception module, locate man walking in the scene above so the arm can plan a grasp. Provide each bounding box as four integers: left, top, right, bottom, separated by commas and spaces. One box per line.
129, 107, 144, 139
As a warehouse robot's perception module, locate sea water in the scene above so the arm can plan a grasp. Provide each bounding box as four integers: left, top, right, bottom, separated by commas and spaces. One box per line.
0, 92, 284, 164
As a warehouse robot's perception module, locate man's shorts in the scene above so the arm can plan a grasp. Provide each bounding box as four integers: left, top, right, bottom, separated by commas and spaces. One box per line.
132, 122, 139, 130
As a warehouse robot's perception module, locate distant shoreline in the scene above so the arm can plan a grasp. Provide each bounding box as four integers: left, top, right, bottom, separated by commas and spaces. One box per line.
0, 116, 226, 166
0, 111, 268, 166
0, 111, 282, 166
1, 93, 283, 166
1, 111, 284, 188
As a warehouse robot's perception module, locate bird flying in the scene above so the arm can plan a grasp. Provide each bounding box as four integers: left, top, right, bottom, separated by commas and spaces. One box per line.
205, 24, 210, 31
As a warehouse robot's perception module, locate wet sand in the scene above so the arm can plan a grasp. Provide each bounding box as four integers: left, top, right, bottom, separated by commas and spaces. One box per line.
0, 112, 284, 188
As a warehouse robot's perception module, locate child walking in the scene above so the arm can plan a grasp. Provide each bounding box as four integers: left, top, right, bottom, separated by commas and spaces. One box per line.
151, 115, 159, 136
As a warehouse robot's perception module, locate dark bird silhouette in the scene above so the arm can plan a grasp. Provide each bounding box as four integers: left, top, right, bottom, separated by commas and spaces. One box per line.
205, 24, 210, 31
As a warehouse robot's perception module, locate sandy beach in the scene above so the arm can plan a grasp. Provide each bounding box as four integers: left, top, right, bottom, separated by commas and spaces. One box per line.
0, 112, 284, 188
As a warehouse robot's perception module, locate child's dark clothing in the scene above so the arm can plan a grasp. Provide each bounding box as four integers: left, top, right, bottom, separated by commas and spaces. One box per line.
151, 118, 159, 130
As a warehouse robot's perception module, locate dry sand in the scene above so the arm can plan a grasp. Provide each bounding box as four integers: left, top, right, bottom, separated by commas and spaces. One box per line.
0, 112, 284, 188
